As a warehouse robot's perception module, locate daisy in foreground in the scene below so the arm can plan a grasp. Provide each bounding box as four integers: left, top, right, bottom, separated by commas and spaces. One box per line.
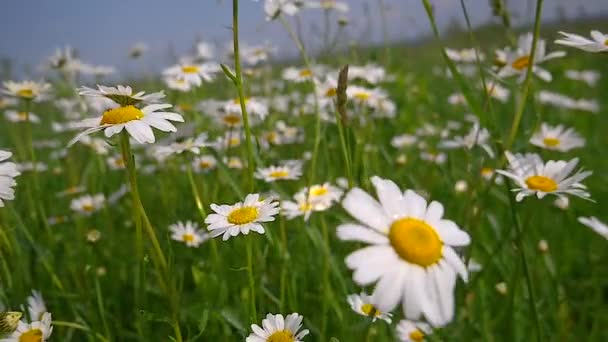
205, 194, 279, 240
578, 217, 608, 240
0, 151, 20, 207
246, 313, 309, 342
496, 152, 592, 202
0, 312, 53, 342
169, 221, 210, 247
67, 103, 184, 146
347, 292, 392, 323
396, 319, 432, 342
337, 176, 470, 327
554, 30, 608, 53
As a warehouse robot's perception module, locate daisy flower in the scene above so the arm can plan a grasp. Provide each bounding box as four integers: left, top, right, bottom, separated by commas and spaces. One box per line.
496, 152, 592, 202
299, 183, 343, 209
4, 110, 40, 123
192, 155, 217, 173
305, 0, 349, 12
281, 192, 315, 221
67, 103, 184, 146
26, 290, 47, 321
337, 176, 471, 327
282, 67, 315, 83
255, 164, 302, 182
79, 85, 164, 106
1, 312, 53, 342
349, 64, 387, 84
578, 217, 608, 240
223, 97, 269, 120
481, 81, 510, 103
164, 76, 193, 92
439, 123, 494, 157
246, 313, 309, 342
396, 319, 432, 342
0, 151, 20, 207
529, 123, 585, 152
445, 48, 484, 63
70, 194, 105, 215
205, 194, 279, 240
347, 292, 392, 323
162, 62, 219, 87
1, 80, 51, 101
554, 30, 608, 53
497, 33, 566, 82
169, 221, 210, 247
264, 0, 302, 20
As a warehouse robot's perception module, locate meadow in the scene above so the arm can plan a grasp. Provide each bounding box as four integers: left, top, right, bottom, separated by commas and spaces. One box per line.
0, 1, 607, 341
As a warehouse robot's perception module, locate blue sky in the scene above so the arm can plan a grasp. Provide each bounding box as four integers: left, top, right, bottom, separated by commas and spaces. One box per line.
1, 0, 606, 77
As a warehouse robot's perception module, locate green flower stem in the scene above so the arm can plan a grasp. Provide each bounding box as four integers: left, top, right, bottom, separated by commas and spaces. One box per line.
246, 237, 257, 322
118, 132, 183, 342
186, 161, 207, 220
505, 0, 544, 151
231, 0, 255, 193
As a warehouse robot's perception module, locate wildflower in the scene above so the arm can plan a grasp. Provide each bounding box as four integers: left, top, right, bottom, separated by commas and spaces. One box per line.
537, 240, 549, 253
26, 291, 47, 321
496, 152, 592, 202
578, 217, 608, 240
70, 194, 105, 215
79, 85, 164, 106
299, 183, 343, 208
205, 194, 279, 240
68, 102, 184, 146
497, 33, 565, 82
255, 164, 303, 182
164, 76, 193, 92
481, 81, 510, 102
223, 97, 269, 120
1, 81, 51, 101
282, 67, 316, 83
305, 0, 349, 13
169, 221, 210, 247
192, 155, 217, 173
553, 196, 569, 210
337, 176, 470, 326
106, 155, 126, 170
246, 313, 309, 342
349, 64, 386, 84
347, 293, 392, 323
529, 123, 585, 152
445, 48, 485, 63
4, 110, 40, 123
0, 151, 20, 207
495, 282, 508, 295
1, 312, 53, 342
396, 320, 432, 342
554, 30, 608, 53
264, 0, 302, 20
87, 229, 102, 243
440, 123, 494, 157
162, 62, 219, 87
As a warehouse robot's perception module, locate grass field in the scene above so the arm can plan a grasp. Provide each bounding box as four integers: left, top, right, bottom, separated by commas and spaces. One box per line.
1, 2, 607, 341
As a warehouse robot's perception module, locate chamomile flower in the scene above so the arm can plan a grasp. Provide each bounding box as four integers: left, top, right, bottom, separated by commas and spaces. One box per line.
337, 176, 470, 327
67, 103, 184, 146
445, 48, 484, 63
205, 194, 279, 240
349, 64, 386, 84
255, 164, 302, 182
282, 67, 315, 83
2, 80, 51, 101
529, 123, 585, 152
164, 76, 193, 92
191, 155, 217, 173
578, 217, 608, 240
1, 312, 53, 342
79, 85, 165, 106
554, 30, 608, 53
298, 183, 343, 209
281, 192, 315, 221
246, 313, 309, 342
4, 110, 40, 123
26, 291, 47, 321
162, 62, 220, 87
396, 319, 432, 342
440, 123, 494, 157
70, 194, 105, 215
0, 151, 20, 207
496, 152, 592, 202
306, 0, 349, 12
481, 81, 510, 102
264, 0, 302, 20
169, 221, 210, 247
347, 292, 392, 323
223, 97, 269, 120
497, 33, 566, 82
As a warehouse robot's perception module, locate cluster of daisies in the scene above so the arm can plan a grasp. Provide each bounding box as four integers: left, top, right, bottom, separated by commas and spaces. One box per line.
0, 291, 53, 341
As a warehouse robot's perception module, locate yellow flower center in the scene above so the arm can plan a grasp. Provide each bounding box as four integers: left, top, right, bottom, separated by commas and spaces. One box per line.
361, 303, 380, 317
17, 88, 34, 98
267, 330, 294, 342
525, 175, 557, 192
269, 170, 290, 179
310, 186, 328, 197
181, 65, 199, 74
543, 137, 560, 147
481, 167, 494, 177
409, 329, 425, 342
19, 328, 43, 342
223, 114, 242, 125
100, 105, 144, 125
325, 88, 337, 97
82, 204, 95, 212
183, 233, 195, 242
354, 92, 370, 101
299, 69, 312, 77
389, 218, 443, 267
227, 206, 259, 225
178, 103, 192, 111
604, 39, 608, 46
299, 202, 313, 212
199, 161, 212, 169
18, 112, 28, 120
266, 131, 279, 143
511, 55, 531, 70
